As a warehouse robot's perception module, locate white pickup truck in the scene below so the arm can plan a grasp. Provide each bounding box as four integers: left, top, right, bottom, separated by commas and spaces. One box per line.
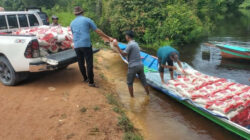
0, 11, 98, 86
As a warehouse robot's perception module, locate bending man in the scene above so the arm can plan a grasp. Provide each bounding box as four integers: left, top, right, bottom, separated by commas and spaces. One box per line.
157, 46, 183, 83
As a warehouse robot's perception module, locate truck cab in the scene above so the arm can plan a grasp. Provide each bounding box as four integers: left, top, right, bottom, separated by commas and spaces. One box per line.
0, 11, 44, 33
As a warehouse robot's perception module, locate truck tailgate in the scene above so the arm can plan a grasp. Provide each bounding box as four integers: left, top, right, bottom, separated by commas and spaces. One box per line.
42, 48, 99, 66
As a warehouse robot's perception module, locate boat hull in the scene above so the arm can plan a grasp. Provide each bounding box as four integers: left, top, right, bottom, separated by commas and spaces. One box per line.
219, 48, 250, 60
215, 44, 250, 60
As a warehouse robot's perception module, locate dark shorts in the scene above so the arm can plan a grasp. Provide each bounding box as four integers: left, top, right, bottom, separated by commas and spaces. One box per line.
158, 59, 174, 73
127, 65, 147, 86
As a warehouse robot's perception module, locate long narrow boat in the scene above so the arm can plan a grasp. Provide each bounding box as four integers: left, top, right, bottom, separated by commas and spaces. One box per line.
115, 43, 250, 139
214, 42, 250, 60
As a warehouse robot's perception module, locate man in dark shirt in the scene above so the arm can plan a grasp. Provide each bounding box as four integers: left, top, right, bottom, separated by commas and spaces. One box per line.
113, 31, 149, 97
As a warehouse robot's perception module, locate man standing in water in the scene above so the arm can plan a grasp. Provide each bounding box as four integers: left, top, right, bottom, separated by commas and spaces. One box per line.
71, 6, 113, 87
157, 46, 184, 83
113, 31, 149, 97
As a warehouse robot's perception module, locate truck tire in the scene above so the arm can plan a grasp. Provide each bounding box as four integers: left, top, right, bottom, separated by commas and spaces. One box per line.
0, 56, 20, 86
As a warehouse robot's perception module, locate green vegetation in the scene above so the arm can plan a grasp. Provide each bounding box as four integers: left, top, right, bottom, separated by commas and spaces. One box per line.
93, 106, 100, 111
240, 0, 250, 9
0, 0, 245, 49
80, 107, 87, 113
105, 94, 143, 140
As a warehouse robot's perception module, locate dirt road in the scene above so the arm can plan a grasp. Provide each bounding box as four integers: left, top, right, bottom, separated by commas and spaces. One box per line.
0, 62, 122, 140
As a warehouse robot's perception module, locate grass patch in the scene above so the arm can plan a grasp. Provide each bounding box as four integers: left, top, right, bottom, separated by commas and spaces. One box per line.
80, 107, 87, 113
106, 94, 120, 107
118, 115, 134, 132
99, 73, 106, 80
124, 132, 143, 140
93, 106, 100, 111
105, 94, 143, 140
113, 106, 124, 114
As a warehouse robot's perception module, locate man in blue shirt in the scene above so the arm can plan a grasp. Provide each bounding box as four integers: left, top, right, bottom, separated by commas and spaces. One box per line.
71, 6, 113, 87
157, 46, 184, 83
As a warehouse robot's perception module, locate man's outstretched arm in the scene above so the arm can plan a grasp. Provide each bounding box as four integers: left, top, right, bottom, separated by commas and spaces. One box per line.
113, 40, 128, 56
95, 29, 113, 42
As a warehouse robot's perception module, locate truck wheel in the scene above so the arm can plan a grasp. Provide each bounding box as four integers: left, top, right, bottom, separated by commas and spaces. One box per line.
0, 56, 20, 86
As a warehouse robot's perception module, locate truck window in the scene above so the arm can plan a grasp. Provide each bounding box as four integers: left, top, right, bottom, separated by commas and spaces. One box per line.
38, 12, 49, 25
0, 15, 7, 30
7, 15, 18, 29
28, 14, 39, 26
18, 14, 28, 27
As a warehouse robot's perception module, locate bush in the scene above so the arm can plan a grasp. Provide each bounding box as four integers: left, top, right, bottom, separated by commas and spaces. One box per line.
123, 132, 143, 140
161, 4, 205, 45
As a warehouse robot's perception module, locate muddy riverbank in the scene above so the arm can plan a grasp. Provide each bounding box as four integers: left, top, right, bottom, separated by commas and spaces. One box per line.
0, 62, 124, 140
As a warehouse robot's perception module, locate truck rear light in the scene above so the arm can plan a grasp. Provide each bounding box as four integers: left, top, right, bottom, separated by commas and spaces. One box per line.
24, 40, 40, 58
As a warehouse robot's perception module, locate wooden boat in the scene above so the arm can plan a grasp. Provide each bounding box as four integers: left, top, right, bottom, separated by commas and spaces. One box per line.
214, 42, 250, 60
115, 42, 250, 139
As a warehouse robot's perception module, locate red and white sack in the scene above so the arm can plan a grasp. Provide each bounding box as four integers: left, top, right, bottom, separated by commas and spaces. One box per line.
12, 25, 73, 53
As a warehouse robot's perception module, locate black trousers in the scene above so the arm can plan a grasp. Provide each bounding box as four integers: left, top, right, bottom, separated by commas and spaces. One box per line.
158, 59, 174, 72
75, 47, 94, 84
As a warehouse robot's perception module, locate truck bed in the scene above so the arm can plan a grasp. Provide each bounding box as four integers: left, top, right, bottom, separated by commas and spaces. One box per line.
41, 48, 100, 66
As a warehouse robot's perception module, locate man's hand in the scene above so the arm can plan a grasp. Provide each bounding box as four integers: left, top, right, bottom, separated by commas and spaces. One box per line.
113, 39, 119, 47
172, 66, 177, 70
109, 37, 115, 42
112, 39, 127, 56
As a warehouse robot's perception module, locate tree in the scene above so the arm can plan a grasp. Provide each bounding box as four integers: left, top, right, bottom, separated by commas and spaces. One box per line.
0, 0, 24, 10
22, 0, 56, 9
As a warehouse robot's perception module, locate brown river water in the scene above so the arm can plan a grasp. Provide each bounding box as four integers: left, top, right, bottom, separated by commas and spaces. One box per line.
99, 50, 244, 140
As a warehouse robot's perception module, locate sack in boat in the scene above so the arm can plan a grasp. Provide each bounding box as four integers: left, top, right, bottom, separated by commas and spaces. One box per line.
166, 68, 250, 128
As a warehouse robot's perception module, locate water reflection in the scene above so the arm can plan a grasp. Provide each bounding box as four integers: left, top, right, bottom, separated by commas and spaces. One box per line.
187, 42, 250, 85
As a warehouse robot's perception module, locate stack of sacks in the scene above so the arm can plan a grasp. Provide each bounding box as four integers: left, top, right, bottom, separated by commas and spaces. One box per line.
13, 26, 74, 53
166, 68, 250, 128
